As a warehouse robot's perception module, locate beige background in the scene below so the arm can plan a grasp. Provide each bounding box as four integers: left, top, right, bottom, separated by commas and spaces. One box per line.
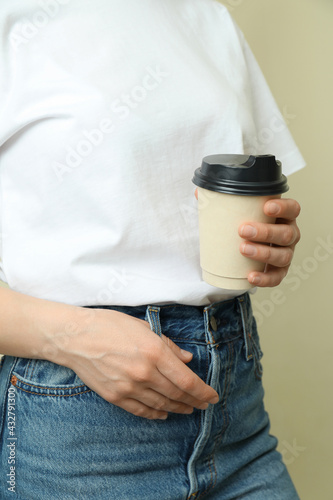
218, 0, 332, 498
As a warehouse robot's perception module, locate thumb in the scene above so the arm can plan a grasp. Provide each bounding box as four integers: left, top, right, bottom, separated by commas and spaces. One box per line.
161, 334, 193, 363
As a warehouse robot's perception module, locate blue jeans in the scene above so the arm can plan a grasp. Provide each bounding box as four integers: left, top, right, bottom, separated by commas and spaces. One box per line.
0, 293, 299, 499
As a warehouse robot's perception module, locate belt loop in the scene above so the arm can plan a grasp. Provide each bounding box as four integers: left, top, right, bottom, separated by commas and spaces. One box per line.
237, 295, 253, 361
203, 304, 217, 346
145, 306, 162, 337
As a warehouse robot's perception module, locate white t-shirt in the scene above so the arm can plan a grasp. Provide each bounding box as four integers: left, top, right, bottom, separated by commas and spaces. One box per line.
0, 0, 305, 307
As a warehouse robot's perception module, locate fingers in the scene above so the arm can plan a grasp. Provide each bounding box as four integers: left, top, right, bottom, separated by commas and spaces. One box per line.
108, 368, 210, 419
156, 350, 219, 405
119, 334, 218, 412
116, 398, 169, 420
157, 335, 218, 406
240, 241, 294, 268
239, 221, 300, 248
134, 388, 201, 415
247, 266, 288, 287
194, 191, 301, 220
69, 309, 219, 421
238, 198, 302, 288
239, 198, 301, 248
139, 340, 219, 408
149, 371, 213, 410
160, 334, 193, 363
118, 354, 214, 412
118, 393, 204, 421
264, 198, 301, 220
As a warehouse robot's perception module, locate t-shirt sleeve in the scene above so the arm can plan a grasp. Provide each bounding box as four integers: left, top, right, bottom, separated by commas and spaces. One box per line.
234, 23, 306, 176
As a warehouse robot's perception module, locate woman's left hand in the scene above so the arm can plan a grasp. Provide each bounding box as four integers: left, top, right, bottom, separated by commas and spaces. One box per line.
238, 198, 301, 287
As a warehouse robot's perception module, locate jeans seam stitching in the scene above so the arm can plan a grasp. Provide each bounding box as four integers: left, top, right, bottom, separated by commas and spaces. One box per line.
24, 359, 32, 379
186, 346, 209, 500
238, 297, 254, 361
29, 360, 38, 379
171, 338, 217, 345
11, 384, 92, 397
11, 375, 89, 392
197, 342, 234, 500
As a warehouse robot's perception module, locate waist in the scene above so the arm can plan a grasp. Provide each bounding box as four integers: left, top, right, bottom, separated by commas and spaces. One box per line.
83, 292, 253, 344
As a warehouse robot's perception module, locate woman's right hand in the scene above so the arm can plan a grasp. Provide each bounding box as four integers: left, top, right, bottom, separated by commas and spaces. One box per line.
50, 307, 219, 420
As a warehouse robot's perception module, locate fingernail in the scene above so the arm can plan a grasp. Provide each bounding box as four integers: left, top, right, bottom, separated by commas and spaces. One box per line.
242, 244, 257, 257
250, 275, 261, 285
209, 396, 219, 404
181, 349, 192, 359
240, 225, 257, 238
267, 202, 280, 215
159, 414, 168, 420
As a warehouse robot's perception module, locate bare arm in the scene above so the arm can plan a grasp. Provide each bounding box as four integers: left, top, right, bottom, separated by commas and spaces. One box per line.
0, 286, 79, 359
0, 287, 219, 419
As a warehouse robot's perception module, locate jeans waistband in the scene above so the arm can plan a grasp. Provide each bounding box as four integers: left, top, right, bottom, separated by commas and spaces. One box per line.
84, 292, 253, 346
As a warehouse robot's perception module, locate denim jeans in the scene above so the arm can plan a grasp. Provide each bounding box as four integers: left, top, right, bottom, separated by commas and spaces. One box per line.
0, 293, 299, 499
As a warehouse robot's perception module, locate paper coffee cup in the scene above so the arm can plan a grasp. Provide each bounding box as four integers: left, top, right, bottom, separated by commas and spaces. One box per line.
192, 154, 289, 290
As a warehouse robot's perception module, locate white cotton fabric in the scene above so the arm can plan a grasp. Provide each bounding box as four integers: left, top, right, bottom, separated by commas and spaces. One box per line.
0, 0, 305, 306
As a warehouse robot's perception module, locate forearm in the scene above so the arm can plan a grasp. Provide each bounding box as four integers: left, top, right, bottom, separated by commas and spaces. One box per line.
0, 287, 220, 419
0, 286, 81, 361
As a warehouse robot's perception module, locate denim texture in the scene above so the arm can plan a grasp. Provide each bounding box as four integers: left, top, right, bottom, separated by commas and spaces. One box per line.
0, 293, 299, 499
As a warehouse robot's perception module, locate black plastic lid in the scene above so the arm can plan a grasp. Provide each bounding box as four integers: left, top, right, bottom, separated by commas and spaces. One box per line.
192, 154, 289, 196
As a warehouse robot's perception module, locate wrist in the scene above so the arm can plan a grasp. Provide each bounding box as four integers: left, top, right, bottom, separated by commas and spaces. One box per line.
0, 287, 85, 364
42, 305, 97, 368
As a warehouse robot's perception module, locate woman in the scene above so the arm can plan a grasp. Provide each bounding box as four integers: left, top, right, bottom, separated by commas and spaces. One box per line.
0, 0, 303, 498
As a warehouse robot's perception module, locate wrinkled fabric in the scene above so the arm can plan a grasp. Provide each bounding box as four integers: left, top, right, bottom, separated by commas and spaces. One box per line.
0, 0, 305, 306
0, 294, 299, 499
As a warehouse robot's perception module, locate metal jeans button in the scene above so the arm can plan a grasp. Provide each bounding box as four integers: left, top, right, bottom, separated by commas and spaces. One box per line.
210, 316, 218, 332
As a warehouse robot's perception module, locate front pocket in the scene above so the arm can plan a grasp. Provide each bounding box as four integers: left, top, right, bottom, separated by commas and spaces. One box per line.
11, 358, 91, 397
